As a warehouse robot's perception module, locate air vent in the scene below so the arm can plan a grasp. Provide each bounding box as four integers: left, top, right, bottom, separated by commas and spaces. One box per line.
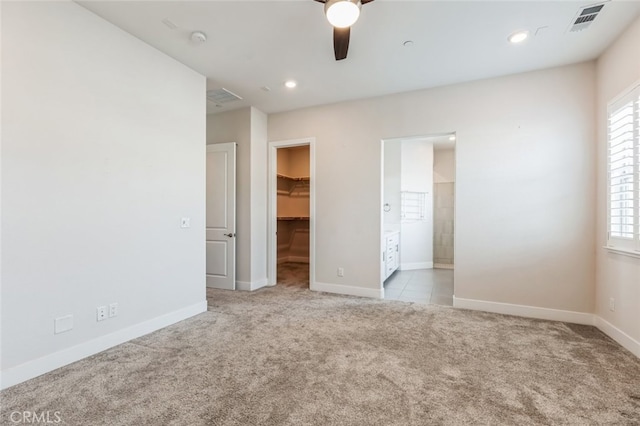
568, 3, 605, 32
206, 88, 243, 104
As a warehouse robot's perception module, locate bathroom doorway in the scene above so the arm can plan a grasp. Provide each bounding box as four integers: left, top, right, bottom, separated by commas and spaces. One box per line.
381, 134, 456, 305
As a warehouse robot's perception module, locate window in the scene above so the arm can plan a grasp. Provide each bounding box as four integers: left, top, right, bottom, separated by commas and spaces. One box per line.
607, 83, 640, 254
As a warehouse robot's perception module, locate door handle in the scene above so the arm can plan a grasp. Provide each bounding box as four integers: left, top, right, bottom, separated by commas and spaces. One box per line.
224, 233, 236, 238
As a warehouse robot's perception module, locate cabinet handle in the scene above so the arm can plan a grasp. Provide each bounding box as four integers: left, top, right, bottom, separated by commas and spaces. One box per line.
224, 233, 236, 238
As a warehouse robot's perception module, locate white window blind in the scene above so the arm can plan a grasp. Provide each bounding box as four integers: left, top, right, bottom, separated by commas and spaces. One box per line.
607, 83, 640, 253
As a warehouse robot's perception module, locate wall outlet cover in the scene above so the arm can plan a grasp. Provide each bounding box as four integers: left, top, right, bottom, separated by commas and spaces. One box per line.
97, 306, 107, 321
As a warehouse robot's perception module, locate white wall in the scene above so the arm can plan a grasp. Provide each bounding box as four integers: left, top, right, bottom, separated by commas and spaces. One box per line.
207, 109, 252, 285
383, 142, 401, 231
207, 107, 268, 288
400, 140, 434, 269
250, 108, 268, 285
595, 16, 640, 349
269, 61, 596, 311
1, 1, 206, 387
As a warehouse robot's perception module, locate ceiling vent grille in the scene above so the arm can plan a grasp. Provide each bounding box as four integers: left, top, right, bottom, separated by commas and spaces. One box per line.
568, 3, 605, 32
206, 88, 243, 104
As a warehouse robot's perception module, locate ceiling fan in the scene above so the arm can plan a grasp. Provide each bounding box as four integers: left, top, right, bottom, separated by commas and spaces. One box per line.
314, 0, 374, 61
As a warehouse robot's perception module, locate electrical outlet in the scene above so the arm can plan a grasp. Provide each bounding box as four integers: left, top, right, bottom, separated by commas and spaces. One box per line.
108, 303, 119, 318
609, 298, 615, 312
337, 267, 344, 277
97, 306, 107, 322
180, 217, 191, 228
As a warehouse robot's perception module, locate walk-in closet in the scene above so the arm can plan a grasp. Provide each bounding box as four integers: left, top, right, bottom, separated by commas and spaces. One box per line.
277, 145, 310, 288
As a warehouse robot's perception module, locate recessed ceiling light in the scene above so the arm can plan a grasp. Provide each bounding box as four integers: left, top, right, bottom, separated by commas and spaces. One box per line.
403, 40, 414, 47
285, 80, 297, 89
508, 30, 529, 44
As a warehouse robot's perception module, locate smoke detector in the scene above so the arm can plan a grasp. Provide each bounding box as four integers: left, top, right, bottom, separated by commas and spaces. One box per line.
190, 31, 207, 44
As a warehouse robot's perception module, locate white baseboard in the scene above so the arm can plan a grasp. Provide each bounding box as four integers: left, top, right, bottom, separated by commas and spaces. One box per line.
236, 278, 269, 292
400, 262, 433, 271
594, 316, 640, 358
452, 297, 639, 360
311, 281, 383, 299
0, 300, 207, 391
453, 296, 594, 325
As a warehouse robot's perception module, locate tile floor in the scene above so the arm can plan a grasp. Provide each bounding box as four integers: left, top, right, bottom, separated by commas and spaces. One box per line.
384, 268, 454, 306
277, 262, 454, 307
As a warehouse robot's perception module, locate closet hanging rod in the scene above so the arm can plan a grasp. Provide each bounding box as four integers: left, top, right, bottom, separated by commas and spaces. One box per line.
277, 173, 310, 181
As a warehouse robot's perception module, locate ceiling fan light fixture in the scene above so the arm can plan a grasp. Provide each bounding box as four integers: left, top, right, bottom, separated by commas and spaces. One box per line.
325, 0, 361, 28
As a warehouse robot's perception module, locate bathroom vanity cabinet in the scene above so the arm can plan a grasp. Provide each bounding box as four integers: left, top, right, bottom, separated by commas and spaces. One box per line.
383, 231, 400, 280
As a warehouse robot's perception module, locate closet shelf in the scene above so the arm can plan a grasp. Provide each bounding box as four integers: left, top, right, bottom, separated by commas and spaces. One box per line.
277, 174, 310, 196
277, 216, 310, 221
277, 173, 310, 182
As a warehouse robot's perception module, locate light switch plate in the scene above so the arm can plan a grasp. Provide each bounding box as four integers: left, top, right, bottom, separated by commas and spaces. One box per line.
54, 315, 74, 334
109, 302, 118, 318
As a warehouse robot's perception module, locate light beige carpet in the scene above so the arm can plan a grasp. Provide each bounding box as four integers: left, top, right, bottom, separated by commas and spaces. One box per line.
276, 262, 309, 289
2, 286, 639, 425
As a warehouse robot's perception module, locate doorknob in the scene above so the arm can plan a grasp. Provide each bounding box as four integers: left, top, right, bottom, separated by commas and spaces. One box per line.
224, 232, 236, 238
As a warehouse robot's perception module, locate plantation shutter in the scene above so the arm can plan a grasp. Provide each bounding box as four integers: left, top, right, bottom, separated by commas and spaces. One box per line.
607, 84, 640, 252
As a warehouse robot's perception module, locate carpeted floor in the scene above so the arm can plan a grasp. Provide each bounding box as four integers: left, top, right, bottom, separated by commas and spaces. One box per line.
2, 286, 640, 425
277, 262, 309, 289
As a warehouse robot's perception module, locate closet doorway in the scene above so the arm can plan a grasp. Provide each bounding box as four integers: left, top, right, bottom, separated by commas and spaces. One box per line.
268, 138, 316, 289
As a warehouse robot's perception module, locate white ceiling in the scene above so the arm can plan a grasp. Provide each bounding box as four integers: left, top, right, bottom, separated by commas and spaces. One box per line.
78, 0, 640, 115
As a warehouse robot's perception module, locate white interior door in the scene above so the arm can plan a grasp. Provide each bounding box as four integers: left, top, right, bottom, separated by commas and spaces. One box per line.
206, 143, 236, 290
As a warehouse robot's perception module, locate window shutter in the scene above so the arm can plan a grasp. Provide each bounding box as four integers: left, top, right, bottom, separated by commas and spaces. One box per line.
607, 84, 640, 252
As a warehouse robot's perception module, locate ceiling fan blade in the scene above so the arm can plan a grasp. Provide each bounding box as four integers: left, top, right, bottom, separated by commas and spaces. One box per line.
333, 26, 350, 61
361, 0, 374, 4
